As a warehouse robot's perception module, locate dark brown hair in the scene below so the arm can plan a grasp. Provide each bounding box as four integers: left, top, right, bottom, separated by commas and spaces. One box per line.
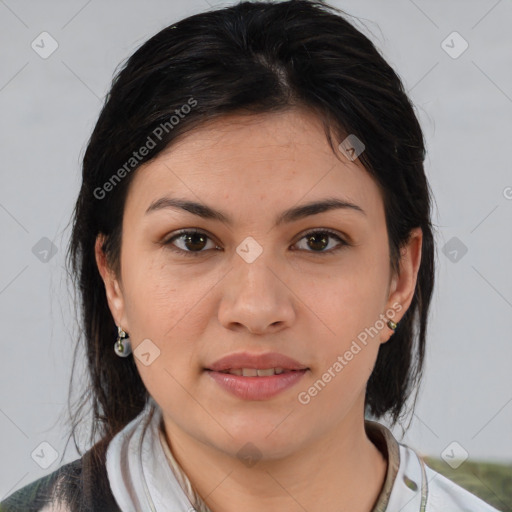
64, 0, 436, 460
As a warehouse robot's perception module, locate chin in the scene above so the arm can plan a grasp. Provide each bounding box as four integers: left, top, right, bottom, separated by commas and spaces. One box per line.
206, 420, 306, 461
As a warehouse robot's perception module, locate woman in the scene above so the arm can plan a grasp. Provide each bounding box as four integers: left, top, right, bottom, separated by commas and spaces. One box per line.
0, 1, 500, 511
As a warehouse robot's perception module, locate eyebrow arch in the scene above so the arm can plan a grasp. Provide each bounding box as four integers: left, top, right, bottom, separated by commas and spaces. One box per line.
145, 196, 366, 226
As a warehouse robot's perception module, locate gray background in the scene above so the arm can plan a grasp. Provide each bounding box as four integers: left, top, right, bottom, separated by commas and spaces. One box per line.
1, 0, 511, 500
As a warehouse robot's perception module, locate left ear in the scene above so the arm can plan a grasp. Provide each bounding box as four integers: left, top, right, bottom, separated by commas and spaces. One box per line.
381, 227, 423, 342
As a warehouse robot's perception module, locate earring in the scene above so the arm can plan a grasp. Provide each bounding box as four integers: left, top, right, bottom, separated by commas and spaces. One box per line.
387, 319, 398, 331
114, 326, 132, 357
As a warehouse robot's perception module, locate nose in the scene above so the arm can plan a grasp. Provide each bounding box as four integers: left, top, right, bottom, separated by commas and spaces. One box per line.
217, 253, 296, 335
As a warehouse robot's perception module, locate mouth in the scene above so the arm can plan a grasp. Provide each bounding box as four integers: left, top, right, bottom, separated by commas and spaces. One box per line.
212, 367, 302, 377
205, 368, 308, 400
204, 351, 309, 400
205, 351, 308, 373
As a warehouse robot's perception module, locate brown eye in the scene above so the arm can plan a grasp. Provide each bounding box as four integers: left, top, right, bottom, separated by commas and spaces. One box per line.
293, 229, 347, 254
180, 232, 208, 251
164, 229, 218, 256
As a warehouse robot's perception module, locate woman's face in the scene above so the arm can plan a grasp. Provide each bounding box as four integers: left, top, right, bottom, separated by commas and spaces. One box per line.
97, 108, 421, 460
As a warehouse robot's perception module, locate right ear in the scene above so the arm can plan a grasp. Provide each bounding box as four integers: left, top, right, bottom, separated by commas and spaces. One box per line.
95, 234, 130, 331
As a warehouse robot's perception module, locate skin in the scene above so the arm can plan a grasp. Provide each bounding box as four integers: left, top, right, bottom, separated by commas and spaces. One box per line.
96, 108, 422, 512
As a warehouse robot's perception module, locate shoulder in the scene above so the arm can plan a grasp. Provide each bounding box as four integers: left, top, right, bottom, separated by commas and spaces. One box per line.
0, 458, 81, 512
365, 422, 502, 511
422, 462, 502, 512
0, 438, 121, 512
397, 443, 501, 512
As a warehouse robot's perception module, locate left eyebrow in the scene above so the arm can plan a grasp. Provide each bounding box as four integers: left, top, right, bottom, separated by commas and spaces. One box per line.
145, 196, 366, 227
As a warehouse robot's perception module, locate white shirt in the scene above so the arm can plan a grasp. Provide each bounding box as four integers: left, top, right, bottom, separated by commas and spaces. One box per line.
105, 397, 501, 511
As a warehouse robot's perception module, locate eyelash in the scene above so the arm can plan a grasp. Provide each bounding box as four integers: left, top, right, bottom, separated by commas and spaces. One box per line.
162, 228, 349, 257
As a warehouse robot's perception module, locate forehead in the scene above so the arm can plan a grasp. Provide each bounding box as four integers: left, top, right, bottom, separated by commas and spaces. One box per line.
124, 109, 382, 220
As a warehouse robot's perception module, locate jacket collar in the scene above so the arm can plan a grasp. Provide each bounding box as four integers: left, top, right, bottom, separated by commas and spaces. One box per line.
106, 398, 428, 512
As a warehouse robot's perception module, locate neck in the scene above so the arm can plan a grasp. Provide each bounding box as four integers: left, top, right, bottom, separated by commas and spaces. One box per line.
161, 409, 387, 512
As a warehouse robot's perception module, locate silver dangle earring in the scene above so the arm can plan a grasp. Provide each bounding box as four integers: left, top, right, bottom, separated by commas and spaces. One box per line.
114, 326, 132, 357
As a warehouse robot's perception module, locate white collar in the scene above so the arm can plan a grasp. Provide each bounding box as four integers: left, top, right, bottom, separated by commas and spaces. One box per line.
105, 398, 499, 512
106, 397, 195, 511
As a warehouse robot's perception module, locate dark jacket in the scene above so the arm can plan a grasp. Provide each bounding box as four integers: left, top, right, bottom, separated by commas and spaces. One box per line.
0, 438, 121, 512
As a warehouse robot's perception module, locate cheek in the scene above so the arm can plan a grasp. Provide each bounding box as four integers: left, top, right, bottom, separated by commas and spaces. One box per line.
307, 252, 389, 333
121, 249, 219, 376
299, 248, 390, 387
121, 246, 203, 328
298, 291, 383, 420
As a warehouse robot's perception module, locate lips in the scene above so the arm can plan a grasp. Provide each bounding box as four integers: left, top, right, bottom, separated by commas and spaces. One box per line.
204, 351, 309, 400
205, 351, 309, 373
